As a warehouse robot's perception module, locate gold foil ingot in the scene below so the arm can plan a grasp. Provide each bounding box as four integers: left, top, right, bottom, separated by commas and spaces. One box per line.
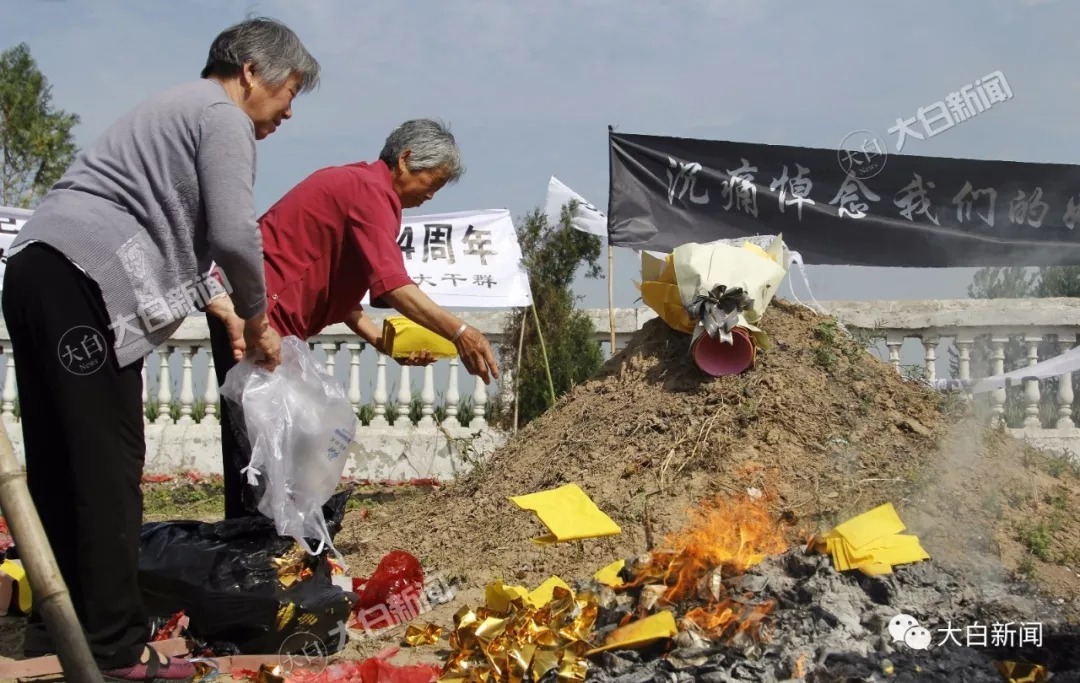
404, 622, 444, 646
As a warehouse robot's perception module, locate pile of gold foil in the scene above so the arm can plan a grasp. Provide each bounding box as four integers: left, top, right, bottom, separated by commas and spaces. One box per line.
439, 586, 597, 682
272, 545, 313, 589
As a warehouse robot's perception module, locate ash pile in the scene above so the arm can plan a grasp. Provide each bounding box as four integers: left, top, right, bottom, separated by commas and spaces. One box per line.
583, 547, 1080, 683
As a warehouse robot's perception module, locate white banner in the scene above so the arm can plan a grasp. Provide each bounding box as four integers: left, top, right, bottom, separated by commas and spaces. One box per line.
544, 176, 608, 238
0, 206, 31, 285
361, 208, 532, 309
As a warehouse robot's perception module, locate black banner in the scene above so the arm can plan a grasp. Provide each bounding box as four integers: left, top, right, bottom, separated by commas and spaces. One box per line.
607, 130, 1080, 267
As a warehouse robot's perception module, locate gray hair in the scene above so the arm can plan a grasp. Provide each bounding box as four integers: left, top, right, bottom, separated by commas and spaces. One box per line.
379, 119, 465, 182
201, 17, 320, 94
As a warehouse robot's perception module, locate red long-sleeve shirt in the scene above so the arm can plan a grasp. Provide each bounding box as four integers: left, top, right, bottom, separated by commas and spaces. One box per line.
216, 160, 413, 339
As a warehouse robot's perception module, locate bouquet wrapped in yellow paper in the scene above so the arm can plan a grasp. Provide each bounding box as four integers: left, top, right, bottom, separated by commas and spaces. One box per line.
635, 236, 791, 377
381, 316, 458, 359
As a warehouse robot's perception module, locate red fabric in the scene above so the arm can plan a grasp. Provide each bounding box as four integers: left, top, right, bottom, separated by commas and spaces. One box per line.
257, 160, 412, 339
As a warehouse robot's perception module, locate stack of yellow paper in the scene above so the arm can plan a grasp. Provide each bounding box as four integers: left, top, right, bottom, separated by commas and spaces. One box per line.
818, 503, 930, 576
381, 315, 458, 359
509, 483, 621, 544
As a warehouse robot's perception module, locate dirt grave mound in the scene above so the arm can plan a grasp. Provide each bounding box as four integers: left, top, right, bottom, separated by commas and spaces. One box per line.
340, 300, 950, 587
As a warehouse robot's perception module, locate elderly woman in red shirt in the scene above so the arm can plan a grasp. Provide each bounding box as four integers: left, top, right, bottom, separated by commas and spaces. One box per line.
204, 118, 499, 518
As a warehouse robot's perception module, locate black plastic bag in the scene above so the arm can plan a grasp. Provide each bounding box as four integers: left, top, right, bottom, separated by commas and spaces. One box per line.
138, 490, 356, 655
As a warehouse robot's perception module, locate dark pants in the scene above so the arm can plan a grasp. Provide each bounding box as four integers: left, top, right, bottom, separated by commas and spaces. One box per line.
2, 243, 147, 669
206, 313, 262, 519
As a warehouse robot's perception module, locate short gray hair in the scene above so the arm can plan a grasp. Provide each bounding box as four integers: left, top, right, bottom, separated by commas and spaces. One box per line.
201, 17, 320, 94
379, 119, 465, 182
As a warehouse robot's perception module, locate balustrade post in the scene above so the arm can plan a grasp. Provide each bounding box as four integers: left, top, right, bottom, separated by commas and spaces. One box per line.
156, 347, 173, 425
1057, 336, 1076, 431
177, 346, 195, 424
418, 365, 436, 427
321, 342, 338, 379
922, 336, 938, 382
1023, 336, 1042, 429
346, 342, 363, 412
956, 337, 973, 403
370, 354, 389, 427
202, 348, 219, 425
470, 376, 488, 429
886, 336, 903, 373
397, 366, 412, 427
443, 357, 460, 427
1, 348, 16, 423
990, 338, 1007, 427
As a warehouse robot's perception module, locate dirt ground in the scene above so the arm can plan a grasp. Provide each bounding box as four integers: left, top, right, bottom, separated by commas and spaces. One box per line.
3, 300, 1080, 680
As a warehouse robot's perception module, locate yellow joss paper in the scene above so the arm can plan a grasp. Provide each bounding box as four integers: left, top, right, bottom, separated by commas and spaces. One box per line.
485, 576, 571, 612
586, 610, 678, 654
381, 316, 458, 360
509, 483, 621, 544
832, 502, 906, 549
593, 560, 626, 588
403, 622, 443, 646
486, 581, 531, 613
820, 503, 930, 576
528, 576, 571, 607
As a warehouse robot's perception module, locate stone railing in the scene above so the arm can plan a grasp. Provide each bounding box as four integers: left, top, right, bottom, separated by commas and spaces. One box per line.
1, 299, 1077, 480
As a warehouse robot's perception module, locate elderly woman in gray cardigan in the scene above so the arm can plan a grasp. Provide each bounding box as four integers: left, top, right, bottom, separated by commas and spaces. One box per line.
2, 17, 319, 681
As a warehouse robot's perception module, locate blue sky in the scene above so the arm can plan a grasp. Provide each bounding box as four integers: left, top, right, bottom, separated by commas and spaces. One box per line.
2, 0, 1075, 311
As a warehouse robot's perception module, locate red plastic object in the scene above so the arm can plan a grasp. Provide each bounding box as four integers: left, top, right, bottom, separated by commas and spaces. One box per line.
288, 648, 441, 683
352, 548, 423, 631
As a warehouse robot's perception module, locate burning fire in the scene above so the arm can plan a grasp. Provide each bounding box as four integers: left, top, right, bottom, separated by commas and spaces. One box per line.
624, 493, 789, 644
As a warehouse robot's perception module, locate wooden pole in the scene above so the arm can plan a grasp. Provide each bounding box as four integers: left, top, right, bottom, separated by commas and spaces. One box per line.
0, 420, 103, 683
607, 243, 616, 353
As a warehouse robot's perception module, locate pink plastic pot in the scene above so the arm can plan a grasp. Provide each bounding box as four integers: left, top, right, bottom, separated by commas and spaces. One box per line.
692, 326, 756, 377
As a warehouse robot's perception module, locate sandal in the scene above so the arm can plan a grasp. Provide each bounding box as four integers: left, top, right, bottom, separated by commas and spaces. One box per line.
101, 645, 195, 682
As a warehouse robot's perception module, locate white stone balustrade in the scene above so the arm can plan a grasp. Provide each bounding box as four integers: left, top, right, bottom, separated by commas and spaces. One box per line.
0, 299, 1078, 480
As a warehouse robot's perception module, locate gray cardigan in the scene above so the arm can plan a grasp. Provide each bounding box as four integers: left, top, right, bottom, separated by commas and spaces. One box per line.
11, 79, 267, 368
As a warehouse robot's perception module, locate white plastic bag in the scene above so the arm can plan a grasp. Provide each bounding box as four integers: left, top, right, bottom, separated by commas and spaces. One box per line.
220, 336, 356, 563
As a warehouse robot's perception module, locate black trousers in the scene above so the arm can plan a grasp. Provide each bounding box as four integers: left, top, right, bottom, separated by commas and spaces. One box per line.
2, 243, 147, 669
206, 313, 262, 519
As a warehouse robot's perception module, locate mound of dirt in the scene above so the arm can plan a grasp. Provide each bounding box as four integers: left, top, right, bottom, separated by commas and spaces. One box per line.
340, 300, 952, 588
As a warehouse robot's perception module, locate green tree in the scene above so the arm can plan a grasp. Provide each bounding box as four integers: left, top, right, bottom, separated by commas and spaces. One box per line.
0, 43, 79, 208
498, 203, 604, 429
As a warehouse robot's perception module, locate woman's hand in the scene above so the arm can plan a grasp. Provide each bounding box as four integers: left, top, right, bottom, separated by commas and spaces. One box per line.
454, 326, 500, 384
244, 313, 282, 370
206, 295, 247, 361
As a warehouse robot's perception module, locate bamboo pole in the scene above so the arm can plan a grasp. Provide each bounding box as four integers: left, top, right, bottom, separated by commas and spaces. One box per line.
513, 310, 527, 433
0, 420, 103, 683
529, 303, 557, 407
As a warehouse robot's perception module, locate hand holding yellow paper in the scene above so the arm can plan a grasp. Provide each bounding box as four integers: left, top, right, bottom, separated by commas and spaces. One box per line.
381, 316, 458, 359
509, 483, 621, 544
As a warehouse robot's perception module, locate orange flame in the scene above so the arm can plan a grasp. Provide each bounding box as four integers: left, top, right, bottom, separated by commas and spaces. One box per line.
627, 493, 789, 643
